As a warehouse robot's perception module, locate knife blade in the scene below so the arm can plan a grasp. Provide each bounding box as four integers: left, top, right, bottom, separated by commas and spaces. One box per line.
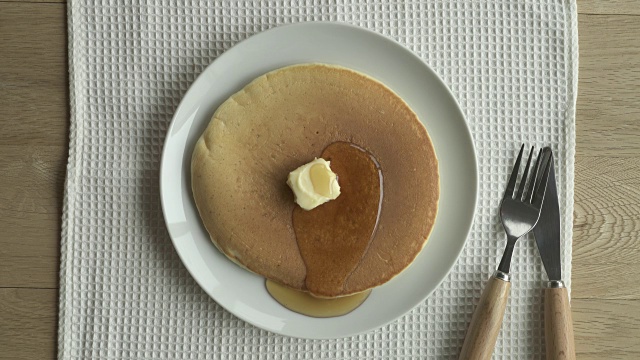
533, 147, 561, 281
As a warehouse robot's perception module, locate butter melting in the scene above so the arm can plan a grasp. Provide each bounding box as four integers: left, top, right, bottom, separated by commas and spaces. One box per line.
309, 163, 333, 197
287, 158, 341, 210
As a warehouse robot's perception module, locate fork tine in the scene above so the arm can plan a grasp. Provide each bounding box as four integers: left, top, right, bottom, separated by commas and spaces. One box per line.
524, 148, 544, 203
516, 146, 535, 200
505, 144, 525, 199
532, 148, 553, 207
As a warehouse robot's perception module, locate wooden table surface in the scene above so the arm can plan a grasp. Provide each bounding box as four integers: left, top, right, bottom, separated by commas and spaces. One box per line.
1, 1, 639, 359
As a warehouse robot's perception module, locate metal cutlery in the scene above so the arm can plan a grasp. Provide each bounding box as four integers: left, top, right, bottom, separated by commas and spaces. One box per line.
459, 145, 552, 360
533, 148, 576, 360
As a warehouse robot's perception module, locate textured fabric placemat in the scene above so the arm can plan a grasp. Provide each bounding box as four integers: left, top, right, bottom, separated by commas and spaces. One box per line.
60, 1, 578, 358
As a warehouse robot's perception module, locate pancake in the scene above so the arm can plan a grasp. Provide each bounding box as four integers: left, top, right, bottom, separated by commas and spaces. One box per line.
191, 63, 439, 297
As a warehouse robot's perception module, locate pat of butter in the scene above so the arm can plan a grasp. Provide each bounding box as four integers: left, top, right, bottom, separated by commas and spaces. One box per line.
287, 158, 341, 210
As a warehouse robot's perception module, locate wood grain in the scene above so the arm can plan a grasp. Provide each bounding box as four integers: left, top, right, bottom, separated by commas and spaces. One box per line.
0, 3, 68, 290
0, 145, 65, 288
1, 1, 640, 360
569, 7, 640, 301
0, 288, 57, 360
578, 0, 640, 15
575, 14, 640, 157
545, 287, 576, 360
459, 277, 511, 360
0, 0, 65, 3
0, 2, 68, 146
570, 10, 640, 357
573, 157, 640, 271
573, 299, 640, 359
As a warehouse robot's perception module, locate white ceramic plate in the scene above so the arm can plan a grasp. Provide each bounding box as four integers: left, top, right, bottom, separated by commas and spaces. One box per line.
160, 22, 477, 339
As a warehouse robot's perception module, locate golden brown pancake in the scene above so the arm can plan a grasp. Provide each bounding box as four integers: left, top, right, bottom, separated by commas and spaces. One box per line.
191, 63, 439, 297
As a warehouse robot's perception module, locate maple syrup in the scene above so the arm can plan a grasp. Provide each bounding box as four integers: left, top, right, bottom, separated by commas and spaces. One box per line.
266, 279, 371, 318
292, 142, 383, 296
267, 142, 383, 316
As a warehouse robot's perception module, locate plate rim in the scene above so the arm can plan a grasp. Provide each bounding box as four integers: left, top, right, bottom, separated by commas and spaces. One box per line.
160, 21, 478, 339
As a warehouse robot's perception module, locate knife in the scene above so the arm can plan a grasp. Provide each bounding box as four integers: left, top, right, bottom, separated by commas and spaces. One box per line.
533, 148, 576, 360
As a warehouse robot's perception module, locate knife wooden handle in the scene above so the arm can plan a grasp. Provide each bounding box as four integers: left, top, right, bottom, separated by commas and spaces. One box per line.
545, 287, 576, 360
459, 275, 511, 360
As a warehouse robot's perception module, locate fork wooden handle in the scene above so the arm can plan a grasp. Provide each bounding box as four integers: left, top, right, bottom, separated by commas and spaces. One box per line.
459, 275, 511, 360
545, 286, 576, 360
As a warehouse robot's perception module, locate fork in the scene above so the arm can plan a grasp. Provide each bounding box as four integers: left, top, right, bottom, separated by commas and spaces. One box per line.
459, 145, 552, 360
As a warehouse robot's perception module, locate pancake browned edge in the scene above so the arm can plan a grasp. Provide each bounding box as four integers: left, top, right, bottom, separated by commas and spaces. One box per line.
191, 63, 439, 298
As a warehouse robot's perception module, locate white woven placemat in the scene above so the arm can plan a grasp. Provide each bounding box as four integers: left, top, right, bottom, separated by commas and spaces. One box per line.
60, 1, 578, 358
